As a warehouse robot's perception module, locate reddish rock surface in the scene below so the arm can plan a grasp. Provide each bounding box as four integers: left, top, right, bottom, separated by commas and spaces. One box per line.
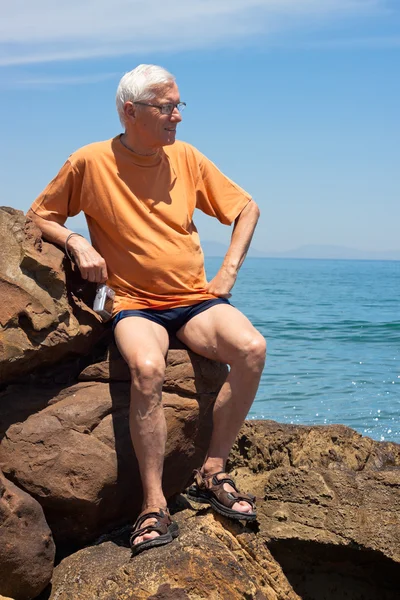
46, 419, 400, 599
229, 421, 400, 599
0, 207, 105, 385
0, 470, 55, 600
0, 348, 227, 547
48, 510, 300, 600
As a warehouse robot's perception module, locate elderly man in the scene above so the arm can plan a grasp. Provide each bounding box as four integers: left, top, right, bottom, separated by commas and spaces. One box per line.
29, 64, 266, 556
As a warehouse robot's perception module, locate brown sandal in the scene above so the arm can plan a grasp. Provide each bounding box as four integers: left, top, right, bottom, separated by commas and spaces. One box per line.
186, 470, 257, 521
130, 506, 179, 556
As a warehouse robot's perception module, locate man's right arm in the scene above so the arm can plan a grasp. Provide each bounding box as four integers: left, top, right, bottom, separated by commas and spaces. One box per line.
27, 210, 108, 283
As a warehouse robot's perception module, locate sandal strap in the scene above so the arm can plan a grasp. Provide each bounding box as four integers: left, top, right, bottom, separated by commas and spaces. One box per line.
131, 506, 171, 542
193, 469, 227, 486
193, 470, 256, 509
137, 505, 170, 518
211, 476, 256, 502
130, 523, 167, 542
199, 470, 226, 480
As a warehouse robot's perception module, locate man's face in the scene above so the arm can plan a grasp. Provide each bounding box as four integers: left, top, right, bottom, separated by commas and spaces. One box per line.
127, 82, 182, 150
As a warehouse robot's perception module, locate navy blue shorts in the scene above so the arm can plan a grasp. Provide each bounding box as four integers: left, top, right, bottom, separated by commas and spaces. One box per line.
113, 298, 230, 336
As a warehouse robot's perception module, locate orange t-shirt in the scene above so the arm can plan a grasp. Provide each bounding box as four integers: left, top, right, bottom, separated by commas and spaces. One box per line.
31, 136, 251, 314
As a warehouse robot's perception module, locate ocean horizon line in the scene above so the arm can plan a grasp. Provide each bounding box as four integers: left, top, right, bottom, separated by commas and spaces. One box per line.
207, 255, 400, 263
72, 227, 400, 262
201, 240, 400, 262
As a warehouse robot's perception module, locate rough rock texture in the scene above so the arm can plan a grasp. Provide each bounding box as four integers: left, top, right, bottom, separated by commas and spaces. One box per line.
0, 470, 55, 600
31, 421, 400, 600
0, 348, 227, 548
0, 207, 105, 385
228, 421, 400, 599
48, 510, 300, 600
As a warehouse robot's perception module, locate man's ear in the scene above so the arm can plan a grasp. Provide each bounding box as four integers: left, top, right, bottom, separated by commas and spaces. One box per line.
123, 101, 136, 123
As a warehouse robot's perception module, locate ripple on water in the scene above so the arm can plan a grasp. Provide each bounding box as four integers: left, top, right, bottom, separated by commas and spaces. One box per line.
205, 257, 400, 443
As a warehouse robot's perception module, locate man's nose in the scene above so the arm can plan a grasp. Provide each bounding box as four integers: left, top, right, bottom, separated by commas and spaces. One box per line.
170, 107, 182, 121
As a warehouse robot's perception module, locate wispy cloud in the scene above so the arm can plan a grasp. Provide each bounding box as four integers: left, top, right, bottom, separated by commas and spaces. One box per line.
297, 35, 400, 49
0, 0, 393, 67
2, 72, 118, 89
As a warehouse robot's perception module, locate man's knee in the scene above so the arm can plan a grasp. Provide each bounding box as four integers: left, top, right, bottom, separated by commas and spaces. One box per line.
128, 355, 166, 392
238, 332, 266, 373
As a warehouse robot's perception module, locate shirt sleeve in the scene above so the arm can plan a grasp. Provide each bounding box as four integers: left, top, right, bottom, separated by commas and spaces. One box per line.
30, 158, 84, 224
195, 150, 252, 225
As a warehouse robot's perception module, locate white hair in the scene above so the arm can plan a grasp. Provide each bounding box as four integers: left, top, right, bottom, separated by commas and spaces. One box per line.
116, 64, 175, 126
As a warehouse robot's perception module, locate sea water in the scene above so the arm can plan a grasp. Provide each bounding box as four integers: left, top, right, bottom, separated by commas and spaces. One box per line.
205, 257, 400, 443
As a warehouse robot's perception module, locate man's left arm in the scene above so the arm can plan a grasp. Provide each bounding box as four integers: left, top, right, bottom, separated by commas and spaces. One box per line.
207, 199, 260, 298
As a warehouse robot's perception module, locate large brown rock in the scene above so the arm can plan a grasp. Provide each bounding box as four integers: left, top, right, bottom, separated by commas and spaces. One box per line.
0, 349, 227, 548
228, 421, 400, 599
48, 510, 300, 600
0, 470, 55, 600
12, 420, 398, 600
45, 420, 400, 600
0, 207, 104, 385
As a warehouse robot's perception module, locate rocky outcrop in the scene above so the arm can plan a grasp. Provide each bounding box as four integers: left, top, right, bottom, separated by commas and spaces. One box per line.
49, 509, 300, 600
2, 416, 400, 599
0, 208, 229, 597
0, 470, 55, 600
229, 421, 400, 599
43, 420, 400, 600
0, 207, 105, 385
0, 348, 226, 547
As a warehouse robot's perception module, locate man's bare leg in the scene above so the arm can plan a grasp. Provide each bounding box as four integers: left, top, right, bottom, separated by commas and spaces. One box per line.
114, 316, 170, 544
177, 303, 266, 513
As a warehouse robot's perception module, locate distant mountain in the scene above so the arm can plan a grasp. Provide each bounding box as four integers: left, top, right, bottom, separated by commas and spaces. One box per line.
265, 244, 400, 261
200, 241, 400, 261
200, 240, 268, 258
73, 229, 400, 261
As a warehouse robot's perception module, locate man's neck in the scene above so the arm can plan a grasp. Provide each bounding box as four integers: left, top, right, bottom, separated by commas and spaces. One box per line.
120, 133, 158, 157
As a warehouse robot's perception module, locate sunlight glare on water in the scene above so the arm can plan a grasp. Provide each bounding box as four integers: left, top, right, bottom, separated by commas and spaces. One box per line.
205, 257, 400, 443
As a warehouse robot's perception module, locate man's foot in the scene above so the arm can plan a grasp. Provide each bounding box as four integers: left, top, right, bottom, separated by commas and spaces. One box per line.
186, 470, 257, 521
130, 506, 179, 556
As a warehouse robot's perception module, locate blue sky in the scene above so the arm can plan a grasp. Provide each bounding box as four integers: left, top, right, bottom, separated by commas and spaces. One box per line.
1, 0, 399, 253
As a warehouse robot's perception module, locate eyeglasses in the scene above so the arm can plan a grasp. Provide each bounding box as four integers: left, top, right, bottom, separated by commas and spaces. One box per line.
134, 101, 186, 115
